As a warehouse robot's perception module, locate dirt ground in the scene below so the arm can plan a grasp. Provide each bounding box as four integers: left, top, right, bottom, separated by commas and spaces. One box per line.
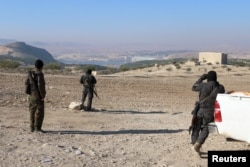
1, 64, 250, 167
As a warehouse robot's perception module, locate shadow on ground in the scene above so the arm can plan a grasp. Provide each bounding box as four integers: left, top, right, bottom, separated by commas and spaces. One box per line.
45, 128, 185, 135
101, 110, 167, 114
82, 109, 167, 114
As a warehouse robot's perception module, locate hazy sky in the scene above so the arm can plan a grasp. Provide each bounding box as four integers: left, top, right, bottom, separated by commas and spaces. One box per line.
1, 0, 249, 51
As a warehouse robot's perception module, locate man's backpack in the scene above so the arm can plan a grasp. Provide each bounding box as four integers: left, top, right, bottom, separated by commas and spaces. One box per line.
81, 75, 92, 86
25, 71, 32, 95
25, 71, 42, 99
85, 75, 92, 85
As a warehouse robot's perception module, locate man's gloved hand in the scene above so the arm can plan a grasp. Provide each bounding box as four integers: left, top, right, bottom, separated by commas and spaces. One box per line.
200, 74, 207, 80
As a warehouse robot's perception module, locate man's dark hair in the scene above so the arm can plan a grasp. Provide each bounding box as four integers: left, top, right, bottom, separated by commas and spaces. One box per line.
35, 59, 44, 69
207, 70, 217, 82
86, 69, 92, 75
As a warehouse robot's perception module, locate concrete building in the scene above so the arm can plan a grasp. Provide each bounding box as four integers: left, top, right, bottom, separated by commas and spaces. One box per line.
199, 52, 227, 65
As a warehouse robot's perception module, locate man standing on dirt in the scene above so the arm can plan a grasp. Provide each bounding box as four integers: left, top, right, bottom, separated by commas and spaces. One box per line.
25, 59, 46, 133
191, 70, 225, 155
80, 69, 97, 111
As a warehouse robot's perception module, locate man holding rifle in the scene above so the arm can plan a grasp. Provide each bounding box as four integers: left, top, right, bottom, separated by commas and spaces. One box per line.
80, 69, 97, 111
191, 71, 225, 155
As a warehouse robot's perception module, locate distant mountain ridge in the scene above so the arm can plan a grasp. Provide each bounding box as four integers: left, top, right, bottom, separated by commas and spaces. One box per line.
0, 42, 58, 65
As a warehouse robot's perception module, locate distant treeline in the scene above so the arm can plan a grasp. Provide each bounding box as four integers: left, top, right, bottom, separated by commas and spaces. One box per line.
227, 59, 250, 67
119, 58, 187, 71
1, 58, 250, 74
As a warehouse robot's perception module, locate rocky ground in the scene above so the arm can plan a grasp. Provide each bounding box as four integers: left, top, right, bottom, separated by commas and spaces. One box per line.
1, 64, 250, 167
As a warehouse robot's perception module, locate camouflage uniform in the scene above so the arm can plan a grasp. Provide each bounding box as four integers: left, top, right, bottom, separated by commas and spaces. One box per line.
25, 68, 46, 132
191, 72, 225, 145
80, 70, 97, 111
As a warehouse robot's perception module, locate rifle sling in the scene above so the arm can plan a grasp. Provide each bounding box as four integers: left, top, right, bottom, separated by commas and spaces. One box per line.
199, 87, 218, 105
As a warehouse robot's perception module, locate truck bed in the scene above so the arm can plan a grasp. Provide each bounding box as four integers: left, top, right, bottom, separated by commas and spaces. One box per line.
213, 93, 250, 143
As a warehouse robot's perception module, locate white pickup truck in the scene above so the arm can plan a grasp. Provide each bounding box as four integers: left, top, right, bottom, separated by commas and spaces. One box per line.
209, 92, 250, 143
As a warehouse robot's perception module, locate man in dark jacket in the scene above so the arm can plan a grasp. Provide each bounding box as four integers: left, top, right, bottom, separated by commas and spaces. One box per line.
80, 69, 97, 111
25, 59, 46, 133
191, 71, 225, 154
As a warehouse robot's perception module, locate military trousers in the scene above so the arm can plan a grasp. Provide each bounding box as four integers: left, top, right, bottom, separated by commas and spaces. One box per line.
82, 87, 94, 111
29, 98, 44, 131
191, 115, 214, 145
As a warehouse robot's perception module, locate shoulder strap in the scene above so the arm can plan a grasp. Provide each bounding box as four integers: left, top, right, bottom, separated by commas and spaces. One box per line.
199, 87, 218, 104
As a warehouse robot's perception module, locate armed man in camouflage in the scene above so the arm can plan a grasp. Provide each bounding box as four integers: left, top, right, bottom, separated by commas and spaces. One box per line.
80, 69, 97, 111
25, 59, 46, 133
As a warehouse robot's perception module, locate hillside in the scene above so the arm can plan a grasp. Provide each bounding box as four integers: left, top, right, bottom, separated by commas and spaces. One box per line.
0, 42, 58, 65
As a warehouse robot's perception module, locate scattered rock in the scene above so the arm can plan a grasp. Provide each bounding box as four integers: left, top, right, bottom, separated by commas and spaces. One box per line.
75, 150, 82, 155
42, 158, 52, 163
68, 101, 81, 110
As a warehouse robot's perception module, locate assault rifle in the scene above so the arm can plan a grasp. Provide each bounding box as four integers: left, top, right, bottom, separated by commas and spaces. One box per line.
93, 87, 99, 99
28, 71, 42, 100
189, 101, 200, 134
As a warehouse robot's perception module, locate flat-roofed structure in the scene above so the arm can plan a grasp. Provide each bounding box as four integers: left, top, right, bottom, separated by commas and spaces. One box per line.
199, 52, 227, 65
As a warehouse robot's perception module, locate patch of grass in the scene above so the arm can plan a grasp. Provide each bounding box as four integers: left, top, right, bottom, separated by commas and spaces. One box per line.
0, 60, 20, 69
